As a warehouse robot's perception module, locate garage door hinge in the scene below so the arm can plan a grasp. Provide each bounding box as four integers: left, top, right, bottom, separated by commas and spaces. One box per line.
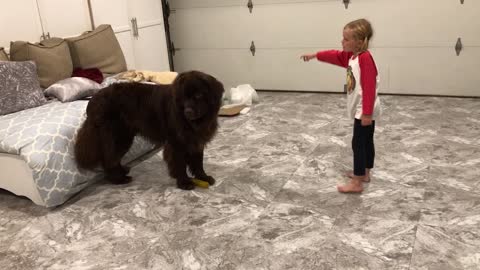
455, 38, 463, 56
165, 1, 171, 18
343, 0, 350, 9
171, 41, 180, 56
250, 41, 256, 56
247, 0, 253, 13
166, 1, 176, 15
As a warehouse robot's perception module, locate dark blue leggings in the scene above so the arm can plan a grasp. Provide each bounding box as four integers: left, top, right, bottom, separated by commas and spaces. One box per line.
352, 119, 375, 176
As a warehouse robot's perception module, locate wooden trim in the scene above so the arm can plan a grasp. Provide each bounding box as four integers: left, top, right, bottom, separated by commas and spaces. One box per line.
87, 0, 95, 30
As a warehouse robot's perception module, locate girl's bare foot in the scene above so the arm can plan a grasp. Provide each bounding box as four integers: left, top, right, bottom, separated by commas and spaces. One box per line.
337, 178, 363, 193
345, 170, 371, 182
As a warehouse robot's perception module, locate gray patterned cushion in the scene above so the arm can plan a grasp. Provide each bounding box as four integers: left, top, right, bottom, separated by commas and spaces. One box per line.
0, 61, 47, 116
44, 77, 102, 102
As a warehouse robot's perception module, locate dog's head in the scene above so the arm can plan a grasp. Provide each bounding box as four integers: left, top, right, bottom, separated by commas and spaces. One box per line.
172, 70, 224, 121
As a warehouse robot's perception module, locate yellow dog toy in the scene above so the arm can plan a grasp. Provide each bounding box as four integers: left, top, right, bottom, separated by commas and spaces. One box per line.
192, 179, 209, 188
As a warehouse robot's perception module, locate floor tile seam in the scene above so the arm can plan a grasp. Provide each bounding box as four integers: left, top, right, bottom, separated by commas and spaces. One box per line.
406, 222, 419, 270
268, 169, 297, 206
219, 117, 252, 135
407, 183, 432, 270
281, 152, 317, 181
429, 162, 480, 171
327, 204, 421, 270
2, 218, 37, 253
328, 199, 348, 233
322, 197, 361, 268
267, 163, 328, 213
415, 221, 480, 249
212, 196, 275, 261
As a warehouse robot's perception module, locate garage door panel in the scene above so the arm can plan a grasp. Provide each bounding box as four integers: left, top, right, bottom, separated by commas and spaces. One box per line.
355, 0, 468, 47
252, 0, 467, 48
458, 1, 480, 45
169, 0, 479, 96
252, 3, 348, 49
170, 0, 335, 9
374, 48, 480, 96
171, 0, 243, 9
173, 50, 254, 91
254, 0, 335, 4
252, 49, 345, 92
172, 0, 470, 49
170, 6, 252, 49
170, 0, 475, 48
349, 0, 479, 46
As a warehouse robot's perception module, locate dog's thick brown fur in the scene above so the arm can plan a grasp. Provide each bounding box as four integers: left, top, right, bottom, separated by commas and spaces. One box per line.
74, 70, 224, 189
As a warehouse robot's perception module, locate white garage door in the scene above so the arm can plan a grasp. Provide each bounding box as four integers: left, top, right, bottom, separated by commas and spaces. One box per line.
169, 0, 480, 96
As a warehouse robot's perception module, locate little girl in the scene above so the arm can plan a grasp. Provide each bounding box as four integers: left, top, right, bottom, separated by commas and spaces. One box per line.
301, 18, 381, 193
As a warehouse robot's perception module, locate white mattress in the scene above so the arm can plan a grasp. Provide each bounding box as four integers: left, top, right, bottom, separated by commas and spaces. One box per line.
0, 153, 43, 205
0, 148, 160, 207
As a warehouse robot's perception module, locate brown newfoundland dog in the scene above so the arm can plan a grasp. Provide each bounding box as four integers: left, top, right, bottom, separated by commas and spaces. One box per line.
74, 70, 224, 190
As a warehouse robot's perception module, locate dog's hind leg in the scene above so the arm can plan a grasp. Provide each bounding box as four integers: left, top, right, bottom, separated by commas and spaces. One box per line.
163, 143, 195, 190
99, 123, 135, 184
187, 149, 215, 185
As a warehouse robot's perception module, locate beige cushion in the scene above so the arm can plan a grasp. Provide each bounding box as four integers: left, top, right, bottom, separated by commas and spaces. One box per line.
67, 24, 127, 74
10, 38, 73, 88
0, 47, 9, 61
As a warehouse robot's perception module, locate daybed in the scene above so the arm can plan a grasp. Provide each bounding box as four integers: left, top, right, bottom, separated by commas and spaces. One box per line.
0, 25, 170, 207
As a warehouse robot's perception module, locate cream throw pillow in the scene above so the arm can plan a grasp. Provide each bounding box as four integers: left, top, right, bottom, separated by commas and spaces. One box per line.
44, 77, 102, 102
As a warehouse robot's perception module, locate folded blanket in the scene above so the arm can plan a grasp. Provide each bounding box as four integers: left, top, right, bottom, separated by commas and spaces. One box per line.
72, 67, 104, 83
116, 70, 178, 84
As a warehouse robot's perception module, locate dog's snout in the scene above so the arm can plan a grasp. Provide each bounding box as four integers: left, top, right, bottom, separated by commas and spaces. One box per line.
184, 107, 194, 114
184, 107, 195, 118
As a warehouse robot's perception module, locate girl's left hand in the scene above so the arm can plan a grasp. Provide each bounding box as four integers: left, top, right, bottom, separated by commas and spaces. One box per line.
361, 115, 372, 126
300, 54, 315, 62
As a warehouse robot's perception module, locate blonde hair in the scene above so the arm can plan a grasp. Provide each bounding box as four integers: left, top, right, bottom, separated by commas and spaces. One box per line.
344, 19, 373, 52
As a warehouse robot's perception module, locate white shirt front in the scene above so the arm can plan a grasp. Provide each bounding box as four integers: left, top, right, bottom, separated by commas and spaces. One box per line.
346, 55, 382, 120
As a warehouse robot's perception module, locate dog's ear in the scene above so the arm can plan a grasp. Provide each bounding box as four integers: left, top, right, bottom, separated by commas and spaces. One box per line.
174, 70, 224, 108
204, 74, 224, 110
171, 71, 190, 106
171, 72, 186, 93
171, 70, 204, 94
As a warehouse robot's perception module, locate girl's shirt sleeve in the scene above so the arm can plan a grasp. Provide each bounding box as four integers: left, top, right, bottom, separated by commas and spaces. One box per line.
316, 50, 352, 68
358, 51, 378, 115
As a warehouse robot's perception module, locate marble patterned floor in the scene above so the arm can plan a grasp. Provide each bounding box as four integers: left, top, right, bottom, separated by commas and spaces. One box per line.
1, 92, 480, 270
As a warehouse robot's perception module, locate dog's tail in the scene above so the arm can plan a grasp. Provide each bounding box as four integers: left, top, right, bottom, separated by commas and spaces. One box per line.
74, 118, 101, 170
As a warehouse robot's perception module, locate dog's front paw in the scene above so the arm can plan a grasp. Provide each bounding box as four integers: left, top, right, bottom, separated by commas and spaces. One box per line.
177, 179, 195, 190
108, 175, 132, 185
199, 175, 215, 185
121, 166, 131, 175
